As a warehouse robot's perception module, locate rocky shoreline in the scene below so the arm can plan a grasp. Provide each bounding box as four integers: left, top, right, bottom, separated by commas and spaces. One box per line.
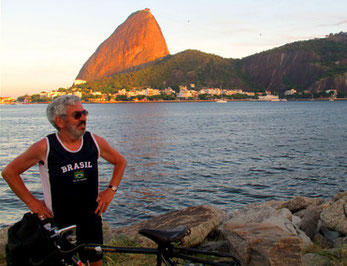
1, 192, 346, 265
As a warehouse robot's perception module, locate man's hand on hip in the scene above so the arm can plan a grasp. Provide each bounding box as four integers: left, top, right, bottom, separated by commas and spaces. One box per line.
95, 189, 115, 215
27, 198, 53, 219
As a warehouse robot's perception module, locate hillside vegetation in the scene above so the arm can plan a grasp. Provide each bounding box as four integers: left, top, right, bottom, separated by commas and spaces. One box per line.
77, 32, 347, 94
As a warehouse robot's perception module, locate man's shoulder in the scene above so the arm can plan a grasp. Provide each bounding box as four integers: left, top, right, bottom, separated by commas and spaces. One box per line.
24, 138, 48, 160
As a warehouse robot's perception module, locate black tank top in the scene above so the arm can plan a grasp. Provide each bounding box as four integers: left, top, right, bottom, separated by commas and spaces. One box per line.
46, 131, 99, 223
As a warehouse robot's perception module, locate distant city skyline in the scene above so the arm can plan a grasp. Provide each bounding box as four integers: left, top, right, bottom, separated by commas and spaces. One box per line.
1, 0, 347, 97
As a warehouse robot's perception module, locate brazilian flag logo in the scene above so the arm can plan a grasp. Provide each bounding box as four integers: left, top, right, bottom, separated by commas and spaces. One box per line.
74, 170, 85, 179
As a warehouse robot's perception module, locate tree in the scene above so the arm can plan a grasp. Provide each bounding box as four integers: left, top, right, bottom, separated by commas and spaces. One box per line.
116, 95, 129, 101
17, 96, 25, 102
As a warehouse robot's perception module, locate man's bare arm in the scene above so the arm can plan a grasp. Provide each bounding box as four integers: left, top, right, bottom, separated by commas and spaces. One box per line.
1, 139, 53, 218
93, 134, 127, 215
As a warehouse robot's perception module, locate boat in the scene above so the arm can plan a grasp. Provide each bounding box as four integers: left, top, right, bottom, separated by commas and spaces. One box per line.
216, 86, 227, 103
216, 99, 227, 103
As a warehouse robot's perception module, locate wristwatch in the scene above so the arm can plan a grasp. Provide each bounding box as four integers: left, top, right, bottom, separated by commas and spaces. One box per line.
108, 185, 118, 192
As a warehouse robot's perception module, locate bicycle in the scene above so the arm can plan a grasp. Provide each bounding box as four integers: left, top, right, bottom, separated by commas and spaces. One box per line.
50, 224, 240, 265
85, 225, 240, 265
6, 213, 240, 266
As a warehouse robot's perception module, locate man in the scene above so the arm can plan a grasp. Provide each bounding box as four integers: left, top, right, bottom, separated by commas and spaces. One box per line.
2, 95, 127, 266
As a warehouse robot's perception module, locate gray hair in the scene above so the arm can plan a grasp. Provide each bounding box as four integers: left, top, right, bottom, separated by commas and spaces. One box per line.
46, 95, 81, 129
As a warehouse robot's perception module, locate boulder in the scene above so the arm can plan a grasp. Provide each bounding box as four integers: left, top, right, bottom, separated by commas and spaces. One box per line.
229, 205, 277, 223
110, 205, 227, 247
229, 205, 312, 247
320, 225, 341, 241
320, 198, 347, 235
102, 222, 114, 243
223, 222, 303, 265
258, 200, 286, 210
313, 232, 334, 248
280, 196, 323, 212
303, 253, 332, 266
0, 226, 9, 254
333, 191, 347, 201
334, 236, 347, 248
261, 209, 312, 248
300, 206, 322, 239
292, 215, 302, 228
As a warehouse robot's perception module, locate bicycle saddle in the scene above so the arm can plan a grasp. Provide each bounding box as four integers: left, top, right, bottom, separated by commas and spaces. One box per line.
139, 225, 190, 246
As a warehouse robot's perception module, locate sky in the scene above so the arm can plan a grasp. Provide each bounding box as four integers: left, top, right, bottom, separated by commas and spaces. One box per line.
1, 0, 346, 98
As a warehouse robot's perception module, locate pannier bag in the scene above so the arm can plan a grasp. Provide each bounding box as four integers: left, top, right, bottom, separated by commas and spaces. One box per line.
6, 212, 62, 266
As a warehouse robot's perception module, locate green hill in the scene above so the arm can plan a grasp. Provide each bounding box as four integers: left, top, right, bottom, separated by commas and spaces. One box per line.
77, 32, 347, 94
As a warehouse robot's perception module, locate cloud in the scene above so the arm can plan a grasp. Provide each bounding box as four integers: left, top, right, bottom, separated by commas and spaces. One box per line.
334, 19, 347, 26
317, 19, 347, 27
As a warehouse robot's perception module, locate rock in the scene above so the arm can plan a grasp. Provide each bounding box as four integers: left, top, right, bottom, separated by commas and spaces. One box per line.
300, 206, 322, 239
303, 253, 332, 266
258, 200, 286, 210
333, 191, 347, 201
292, 215, 302, 228
223, 222, 303, 265
110, 205, 227, 247
198, 240, 230, 253
280, 196, 323, 212
76, 8, 170, 82
229, 205, 277, 223
293, 209, 306, 219
102, 222, 114, 243
320, 226, 341, 241
229, 204, 313, 247
262, 210, 313, 248
313, 232, 334, 248
320, 198, 347, 235
0, 226, 9, 254
334, 236, 347, 248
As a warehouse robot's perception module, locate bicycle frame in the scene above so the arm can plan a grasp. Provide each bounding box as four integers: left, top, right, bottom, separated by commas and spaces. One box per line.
54, 225, 239, 266
84, 243, 239, 266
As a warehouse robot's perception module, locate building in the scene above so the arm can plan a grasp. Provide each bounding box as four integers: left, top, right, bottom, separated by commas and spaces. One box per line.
145, 88, 160, 96
243, 92, 255, 96
258, 95, 280, 101
178, 87, 197, 99
24, 95, 32, 104
199, 88, 221, 96
224, 89, 243, 96
39, 92, 48, 99
163, 87, 175, 95
47, 90, 66, 99
284, 89, 297, 96
73, 79, 87, 86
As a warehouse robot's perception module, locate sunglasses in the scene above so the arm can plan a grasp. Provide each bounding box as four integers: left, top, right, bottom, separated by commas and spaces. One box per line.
62, 109, 89, 120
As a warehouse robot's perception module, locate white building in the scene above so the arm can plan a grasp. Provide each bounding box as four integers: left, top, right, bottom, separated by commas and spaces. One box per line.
178, 87, 197, 99
199, 88, 221, 96
145, 88, 160, 96
284, 89, 297, 96
258, 95, 280, 101
48, 90, 66, 99
163, 87, 175, 95
73, 79, 87, 86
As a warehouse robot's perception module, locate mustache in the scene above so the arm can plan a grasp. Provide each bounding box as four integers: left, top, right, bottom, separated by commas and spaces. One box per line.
77, 121, 86, 127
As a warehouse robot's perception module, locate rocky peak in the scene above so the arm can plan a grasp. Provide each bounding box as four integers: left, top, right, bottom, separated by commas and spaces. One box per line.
75, 8, 169, 82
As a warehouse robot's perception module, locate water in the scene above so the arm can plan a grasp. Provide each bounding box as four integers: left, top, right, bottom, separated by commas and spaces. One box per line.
1, 101, 346, 229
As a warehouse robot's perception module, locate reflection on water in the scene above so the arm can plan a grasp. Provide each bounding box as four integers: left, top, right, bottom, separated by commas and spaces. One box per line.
1, 101, 347, 228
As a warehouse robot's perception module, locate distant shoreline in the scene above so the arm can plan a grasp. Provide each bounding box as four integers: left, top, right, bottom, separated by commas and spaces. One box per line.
1, 98, 347, 105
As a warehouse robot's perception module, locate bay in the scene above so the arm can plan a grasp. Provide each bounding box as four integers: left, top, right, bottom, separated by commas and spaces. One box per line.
0, 101, 346, 229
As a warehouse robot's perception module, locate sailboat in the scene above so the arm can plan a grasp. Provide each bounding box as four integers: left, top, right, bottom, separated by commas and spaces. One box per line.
215, 87, 227, 103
